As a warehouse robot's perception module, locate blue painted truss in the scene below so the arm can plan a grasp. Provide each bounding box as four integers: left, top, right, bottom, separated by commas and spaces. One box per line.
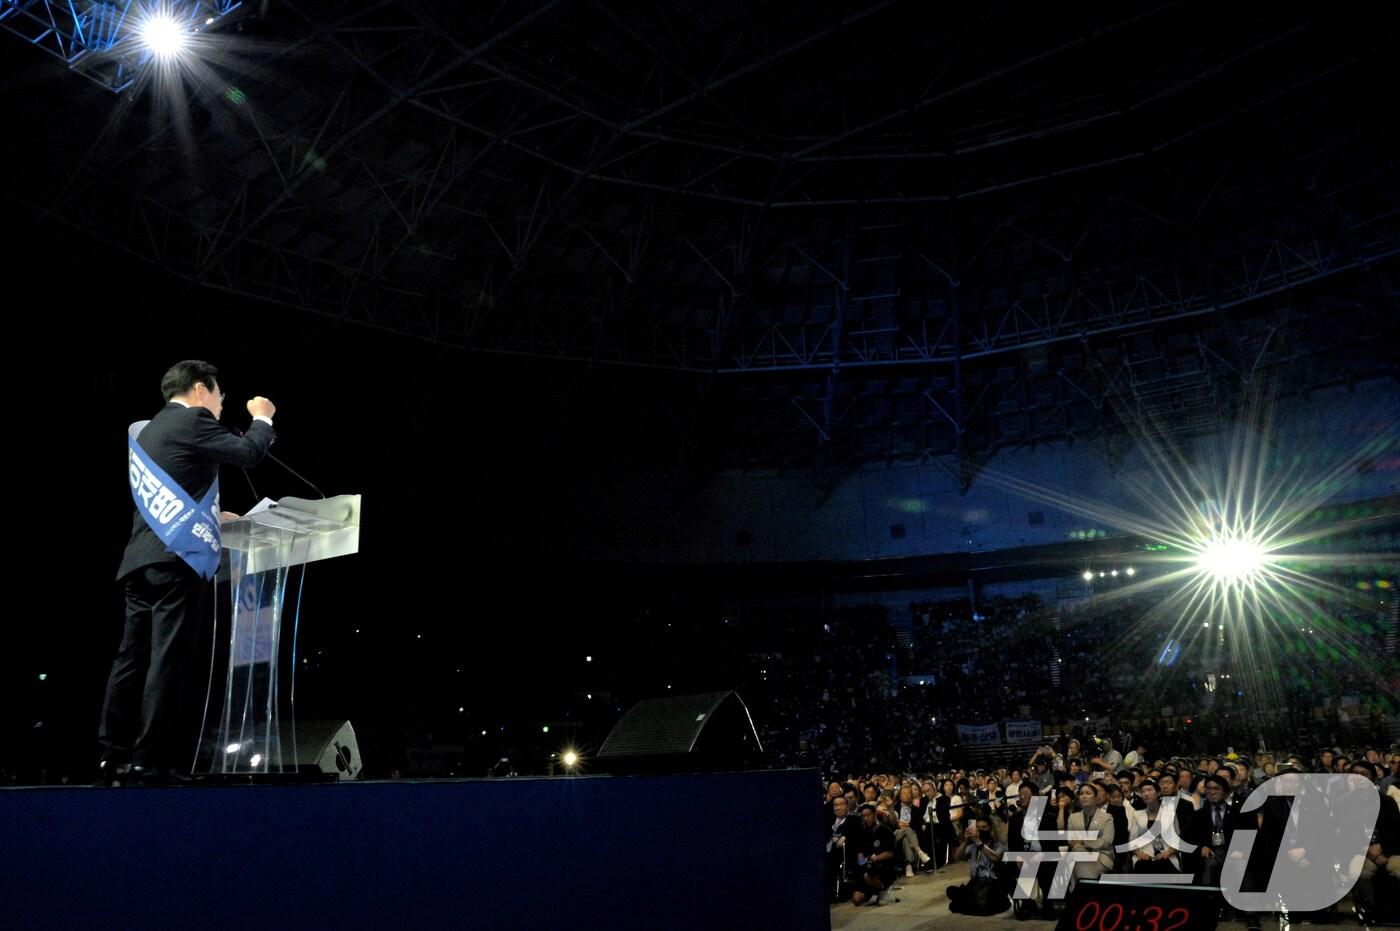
0, 0, 239, 91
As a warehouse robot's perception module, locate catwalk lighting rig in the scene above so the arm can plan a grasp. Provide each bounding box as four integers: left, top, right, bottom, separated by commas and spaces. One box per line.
0, 0, 238, 91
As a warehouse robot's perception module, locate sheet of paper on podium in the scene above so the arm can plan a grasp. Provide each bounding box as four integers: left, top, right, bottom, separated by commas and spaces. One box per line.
244, 497, 276, 518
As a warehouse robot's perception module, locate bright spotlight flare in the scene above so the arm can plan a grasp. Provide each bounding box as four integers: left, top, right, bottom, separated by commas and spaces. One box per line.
139, 9, 189, 59
1192, 534, 1270, 584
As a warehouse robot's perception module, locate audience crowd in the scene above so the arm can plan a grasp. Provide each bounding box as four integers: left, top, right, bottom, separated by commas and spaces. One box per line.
822, 738, 1400, 924
748, 592, 1396, 775
723, 588, 1400, 921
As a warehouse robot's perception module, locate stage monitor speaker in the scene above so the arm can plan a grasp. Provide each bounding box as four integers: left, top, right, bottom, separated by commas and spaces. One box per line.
277, 719, 362, 780
596, 691, 764, 774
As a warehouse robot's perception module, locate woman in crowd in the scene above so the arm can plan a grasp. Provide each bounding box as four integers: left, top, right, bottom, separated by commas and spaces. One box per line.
931, 778, 963, 869
1127, 779, 1181, 874
1067, 782, 1116, 890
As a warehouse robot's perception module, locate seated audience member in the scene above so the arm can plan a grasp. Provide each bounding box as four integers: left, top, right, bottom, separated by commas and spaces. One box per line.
957, 778, 974, 813
1186, 774, 1241, 886
1126, 779, 1181, 874
1067, 783, 1116, 890
1240, 766, 1349, 928
1105, 783, 1131, 870
1095, 738, 1123, 770
1379, 752, 1400, 794
1116, 770, 1138, 807
1355, 762, 1400, 918
1175, 771, 1201, 811
893, 784, 934, 875
1029, 759, 1054, 792
1006, 783, 1064, 917
1216, 764, 1250, 807
822, 780, 844, 825
874, 794, 899, 831
1156, 772, 1183, 813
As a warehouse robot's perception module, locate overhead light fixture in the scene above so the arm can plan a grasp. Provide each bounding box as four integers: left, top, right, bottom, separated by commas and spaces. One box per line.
139, 12, 188, 59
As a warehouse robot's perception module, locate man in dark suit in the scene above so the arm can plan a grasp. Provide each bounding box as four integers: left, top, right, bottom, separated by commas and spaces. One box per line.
826, 796, 860, 901
1006, 783, 1063, 916
1186, 773, 1243, 886
98, 360, 277, 784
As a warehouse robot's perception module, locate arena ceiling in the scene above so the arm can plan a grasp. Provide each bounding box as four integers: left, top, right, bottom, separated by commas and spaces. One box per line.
4, 0, 1397, 475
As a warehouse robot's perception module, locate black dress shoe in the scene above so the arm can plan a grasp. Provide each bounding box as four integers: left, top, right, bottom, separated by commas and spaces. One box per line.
94, 760, 131, 787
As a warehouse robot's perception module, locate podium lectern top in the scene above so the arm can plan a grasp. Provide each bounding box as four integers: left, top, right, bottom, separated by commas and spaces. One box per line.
220, 494, 361, 573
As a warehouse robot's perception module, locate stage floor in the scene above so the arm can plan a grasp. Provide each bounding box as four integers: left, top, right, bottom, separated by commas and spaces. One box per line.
3, 771, 829, 930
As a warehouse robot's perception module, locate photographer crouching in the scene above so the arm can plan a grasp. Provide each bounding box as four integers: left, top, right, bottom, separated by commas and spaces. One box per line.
849, 803, 900, 907
947, 815, 1013, 916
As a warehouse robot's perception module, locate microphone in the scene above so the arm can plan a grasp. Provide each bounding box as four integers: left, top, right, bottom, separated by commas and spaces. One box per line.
240, 464, 260, 502
267, 451, 326, 500
235, 423, 326, 500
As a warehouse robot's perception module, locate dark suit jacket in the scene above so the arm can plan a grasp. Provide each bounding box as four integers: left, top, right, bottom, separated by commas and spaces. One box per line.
828, 813, 860, 852
1377, 792, 1400, 855
908, 798, 932, 838
118, 403, 275, 581
1007, 797, 1060, 853
1183, 797, 1245, 872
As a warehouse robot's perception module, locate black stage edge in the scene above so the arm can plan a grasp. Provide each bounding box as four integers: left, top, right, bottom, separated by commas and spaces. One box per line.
2, 769, 828, 931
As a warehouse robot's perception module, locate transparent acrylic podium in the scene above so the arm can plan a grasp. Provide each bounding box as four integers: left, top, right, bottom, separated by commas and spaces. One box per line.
194, 494, 361, 776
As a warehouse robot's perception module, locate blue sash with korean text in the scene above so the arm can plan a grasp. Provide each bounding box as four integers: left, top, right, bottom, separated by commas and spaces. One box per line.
127, 421, 222, 580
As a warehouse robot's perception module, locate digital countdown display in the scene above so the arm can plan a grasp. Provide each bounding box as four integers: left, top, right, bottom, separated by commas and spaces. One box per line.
1054, 880, 1220, 931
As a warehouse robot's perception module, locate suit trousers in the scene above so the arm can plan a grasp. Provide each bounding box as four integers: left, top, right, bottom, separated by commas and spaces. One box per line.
1357, 856, 1400, 908
99, 562, 210, 769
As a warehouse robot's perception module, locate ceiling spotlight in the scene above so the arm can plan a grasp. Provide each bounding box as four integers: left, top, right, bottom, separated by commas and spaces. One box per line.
139, 13, 188, 58
1082, 570, 1094, 582
1111, 570, 1119, 577
1126, 567, 1136, 576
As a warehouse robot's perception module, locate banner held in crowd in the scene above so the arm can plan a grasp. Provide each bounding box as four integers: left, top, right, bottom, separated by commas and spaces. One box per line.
955, 722, 1001, 746
1004, 719, 1043, 743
